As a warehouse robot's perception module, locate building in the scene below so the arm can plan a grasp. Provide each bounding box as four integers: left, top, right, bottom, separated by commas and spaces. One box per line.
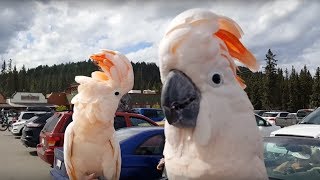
1, 92, 57, 111
46, 92, 69, 106
64, 83, 161, 109
0, 93, 10, 109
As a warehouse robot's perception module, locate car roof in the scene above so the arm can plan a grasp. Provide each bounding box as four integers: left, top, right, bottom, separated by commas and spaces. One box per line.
116, 126, 163, 133
132, 108, 162, 110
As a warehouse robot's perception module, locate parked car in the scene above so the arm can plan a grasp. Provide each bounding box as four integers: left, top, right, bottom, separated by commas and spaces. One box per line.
264, 136, 320, 180
262, 111, 289, 125
50, 127, 164, 180
37, 111, 159, 166
26, 106, 53, 112
255, 114, 281, 137
156, 114, 279, 136
296, 109, 314, 122
37, 111, 73, 166
254, 110, 269, 116
11, 112, 48, 136
132, 108, 165, 122
275, 113, 299, 128
271, 107, 320, 138
21, 112, 54, 147
26, 106, 54, 112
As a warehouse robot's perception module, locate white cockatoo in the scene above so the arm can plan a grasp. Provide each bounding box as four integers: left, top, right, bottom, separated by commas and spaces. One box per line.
64, 49, 134, 180
159, 9, 268, 180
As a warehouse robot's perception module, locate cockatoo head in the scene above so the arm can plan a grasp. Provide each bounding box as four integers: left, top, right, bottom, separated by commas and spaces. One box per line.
71, 50, 133, 124
160, 9, 259, 143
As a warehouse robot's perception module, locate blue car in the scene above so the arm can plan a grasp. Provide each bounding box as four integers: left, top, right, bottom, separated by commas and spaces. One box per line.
132, 108, 165, 122
50, 127, 165, 180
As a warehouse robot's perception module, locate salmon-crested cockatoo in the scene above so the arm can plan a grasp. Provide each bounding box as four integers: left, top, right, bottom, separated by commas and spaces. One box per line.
64, 49, 134, 180
159, 9, 268, 180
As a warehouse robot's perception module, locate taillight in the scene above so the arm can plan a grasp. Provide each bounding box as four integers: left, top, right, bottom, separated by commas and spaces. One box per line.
47, 136, 60, 147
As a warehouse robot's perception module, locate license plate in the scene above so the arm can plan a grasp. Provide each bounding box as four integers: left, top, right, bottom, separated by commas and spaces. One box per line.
56, 159, 62, 169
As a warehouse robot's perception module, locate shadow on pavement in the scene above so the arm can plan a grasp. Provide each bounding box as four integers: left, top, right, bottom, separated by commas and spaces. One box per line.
29, 151, 38, 156
14, 136, 21, 139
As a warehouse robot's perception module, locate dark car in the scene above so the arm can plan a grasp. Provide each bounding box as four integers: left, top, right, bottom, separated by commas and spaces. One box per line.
21, 112, 54, 148
50, 127, 165, 180
37, 111, 159, 166
132, 108, 165, 122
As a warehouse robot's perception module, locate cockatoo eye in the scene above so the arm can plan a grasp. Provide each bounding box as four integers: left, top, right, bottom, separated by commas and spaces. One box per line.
209, 72, 223, 87
114, 92, 120, 96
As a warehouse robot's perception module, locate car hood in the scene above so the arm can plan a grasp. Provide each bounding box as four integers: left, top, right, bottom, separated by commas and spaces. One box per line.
271, 124, 320, 138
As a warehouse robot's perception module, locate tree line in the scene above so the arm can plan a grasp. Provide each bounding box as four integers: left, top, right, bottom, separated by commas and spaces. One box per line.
0, 49, 319, 112
0, 60, 162, 98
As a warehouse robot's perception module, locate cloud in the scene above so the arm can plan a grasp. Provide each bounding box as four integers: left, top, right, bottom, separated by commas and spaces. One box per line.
0, 0, 319, 74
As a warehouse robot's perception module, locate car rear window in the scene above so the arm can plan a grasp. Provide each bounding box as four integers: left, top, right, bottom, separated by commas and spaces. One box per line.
43, 113, 62, 132
279, 113, 289, 117
60, 116, 73, 133
22, 113, 35, 119
33, 113, 54, 123
262, 113, 278, 117
116, 128, 144, 142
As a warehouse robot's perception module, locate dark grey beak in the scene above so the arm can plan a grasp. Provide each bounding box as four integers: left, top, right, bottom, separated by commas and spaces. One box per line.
161, 70, 200, 128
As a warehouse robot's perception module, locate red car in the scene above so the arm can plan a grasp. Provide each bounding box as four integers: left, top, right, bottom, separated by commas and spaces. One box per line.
36, 111, 158, 166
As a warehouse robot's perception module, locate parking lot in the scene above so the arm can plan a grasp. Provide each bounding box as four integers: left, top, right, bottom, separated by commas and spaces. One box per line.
0, 130, 51, 180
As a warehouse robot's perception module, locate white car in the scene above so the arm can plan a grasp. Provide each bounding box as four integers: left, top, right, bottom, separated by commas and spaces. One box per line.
255, 114, 281, 137
11, 111, 47, 136
270, 108, 320, 138
261, 111, 289, 125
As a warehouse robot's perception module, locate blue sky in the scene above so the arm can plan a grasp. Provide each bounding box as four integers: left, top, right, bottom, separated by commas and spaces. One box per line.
0, 0, 319, 74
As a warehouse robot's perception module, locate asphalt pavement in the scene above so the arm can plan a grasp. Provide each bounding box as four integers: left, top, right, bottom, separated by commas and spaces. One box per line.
0, 130, 51, 180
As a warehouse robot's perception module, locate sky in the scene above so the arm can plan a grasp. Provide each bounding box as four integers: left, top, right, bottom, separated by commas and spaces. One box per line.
0, 0, 319, 74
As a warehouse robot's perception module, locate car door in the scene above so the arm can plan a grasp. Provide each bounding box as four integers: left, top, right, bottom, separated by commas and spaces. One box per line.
122, 134, 165, 179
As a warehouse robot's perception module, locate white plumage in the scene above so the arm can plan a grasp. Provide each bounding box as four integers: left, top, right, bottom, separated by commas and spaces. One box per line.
64, 50, 134, 180
159, 9, 268, 180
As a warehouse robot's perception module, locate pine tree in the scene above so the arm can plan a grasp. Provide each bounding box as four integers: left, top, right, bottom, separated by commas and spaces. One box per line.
1, 60, 6, 74
310, 67, 320, 108
262, 49, 278, 109
299, 65, 313, 108
287, 66, 301, 112
281, 69, 289, 110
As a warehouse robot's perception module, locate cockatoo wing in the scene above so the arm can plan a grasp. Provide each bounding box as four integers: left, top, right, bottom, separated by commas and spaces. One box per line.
63, 122, 77, 180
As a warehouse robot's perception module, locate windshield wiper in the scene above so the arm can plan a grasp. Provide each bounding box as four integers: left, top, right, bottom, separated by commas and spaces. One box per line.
300, 122, 315, 124
269, 177, 284, 180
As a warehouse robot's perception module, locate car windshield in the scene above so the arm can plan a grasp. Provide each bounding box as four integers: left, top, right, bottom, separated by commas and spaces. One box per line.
264, 137, 320, 180
300, 108, 320, 125
263, 113, 278, 117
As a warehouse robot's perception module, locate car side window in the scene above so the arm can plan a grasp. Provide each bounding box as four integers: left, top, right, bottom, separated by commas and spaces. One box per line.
130, 117, 153, 127
279, 113, 288, 117
135, 135, 165, 155
114, 116, 127, 130
255, 115, 266, 126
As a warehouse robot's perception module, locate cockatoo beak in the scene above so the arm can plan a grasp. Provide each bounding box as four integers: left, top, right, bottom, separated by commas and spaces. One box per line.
161, 70, 201, 128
